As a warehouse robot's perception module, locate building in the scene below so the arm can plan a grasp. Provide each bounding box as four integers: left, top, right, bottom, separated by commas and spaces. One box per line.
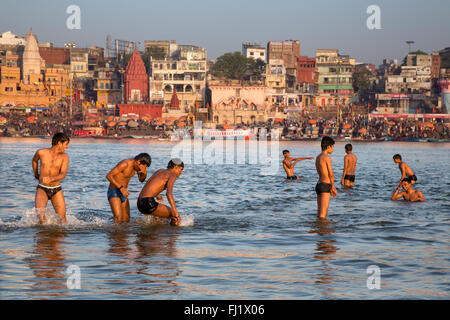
0, 30, 53, 108
148, 41, 207, 108
242, 43, 266, 62
297, 56, 318, 93
265, 59, 286, 91
209, 84, 268, 125
0, 31, 26, 46
124, 47, 148, 103
316, 49, 355, 107
267, 40, 300, 90
93, 66, 120, 107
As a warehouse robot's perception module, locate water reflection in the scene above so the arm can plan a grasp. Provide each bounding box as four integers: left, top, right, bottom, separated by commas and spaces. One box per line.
133, 227, 181, 296
310, 219, 339, 296
24, 228, 68, 298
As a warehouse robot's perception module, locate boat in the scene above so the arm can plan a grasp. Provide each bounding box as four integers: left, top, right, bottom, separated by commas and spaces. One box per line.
200, 128, 256, 140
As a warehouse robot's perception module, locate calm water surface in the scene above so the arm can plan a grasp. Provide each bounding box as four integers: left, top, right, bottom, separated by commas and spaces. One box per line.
0, 138, 449, 299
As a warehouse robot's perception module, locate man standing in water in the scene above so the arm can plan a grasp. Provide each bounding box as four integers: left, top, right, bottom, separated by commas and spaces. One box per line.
391, 177, 425, 202
137, 158, 183, 226
315, 136, 337, 219
340, 144, 357, 187
106, 153, 151, 223
282, 150, 313, 180
32, 132, 70, 223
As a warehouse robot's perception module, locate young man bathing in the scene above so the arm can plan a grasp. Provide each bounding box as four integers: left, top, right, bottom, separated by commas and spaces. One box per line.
393, 154, 417, 187
340, 144, 357, 188
391, 177, 425, 202
137, 158, 184, 226
315, 136, 337, 219
282, 150, 313, 180
106, 153, 151, 223
32, 132, 70, 224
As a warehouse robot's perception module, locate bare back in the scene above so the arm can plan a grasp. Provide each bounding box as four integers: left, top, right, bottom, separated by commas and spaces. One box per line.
344, 153, 357, 175
399, 162, 415, 177
139, 169, 175, 198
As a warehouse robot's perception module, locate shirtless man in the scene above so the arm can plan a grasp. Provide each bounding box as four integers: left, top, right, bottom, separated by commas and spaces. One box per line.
340, 144, 357, 187
282, 150, 313, 180
315, 136, 337, 219
106, 153, 151, 223
32, 132, 70, 224
137, 158, 183, 226
391, 177, 425, 202
393, 154, 417, 187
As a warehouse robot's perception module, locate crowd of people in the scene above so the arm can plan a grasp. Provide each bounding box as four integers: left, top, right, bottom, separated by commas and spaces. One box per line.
1, 110, 449, 141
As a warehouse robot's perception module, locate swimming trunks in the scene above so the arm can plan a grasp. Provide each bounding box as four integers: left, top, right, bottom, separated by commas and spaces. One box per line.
37, 184, 62, 199
137, 197, 159, 215
286, 175, 298, 180
315, 182, 332, 194
344, 175, 355, 182
107, 187, 126, 203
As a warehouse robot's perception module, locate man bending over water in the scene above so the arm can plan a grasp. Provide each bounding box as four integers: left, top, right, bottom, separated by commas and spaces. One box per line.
282, 150, 313, 180
391, 177, 425, 202
32, 132, 70, 223
137, 159, 183, 226
106, 153, 151, 223
340, 144, 357, 187
315, 136, 337, 219
393, 154, 417, 187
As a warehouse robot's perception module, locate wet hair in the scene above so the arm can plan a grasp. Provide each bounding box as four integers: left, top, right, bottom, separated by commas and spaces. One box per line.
167, 158, 184, 169
402, 177, 411, 184
345, 144, 352, 151
393, 154, 402, 161
52, 132, 70, 146
282, 150, 290, 155
321, 136, 335, 151
135, 153, 151, 167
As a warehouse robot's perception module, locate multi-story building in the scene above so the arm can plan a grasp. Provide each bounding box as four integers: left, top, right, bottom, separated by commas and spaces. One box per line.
242, 43, 266, 62
265, 59, 286, 91
93, 66, 120, 107
297, 56, 318, 93
148, 41, 207, 108
267, 40, 300, 90
316, 49, 355, 107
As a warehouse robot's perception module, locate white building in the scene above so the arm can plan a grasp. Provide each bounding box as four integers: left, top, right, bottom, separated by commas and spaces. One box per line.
242, 43, 266, 62
0, 31, 26, 46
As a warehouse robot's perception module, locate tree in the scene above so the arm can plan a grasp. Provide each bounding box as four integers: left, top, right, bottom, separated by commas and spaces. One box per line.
213, 52, 248, 80
213, 52, 266, 82
353, 68, 373, 93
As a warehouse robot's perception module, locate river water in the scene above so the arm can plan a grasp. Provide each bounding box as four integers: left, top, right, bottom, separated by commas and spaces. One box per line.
0, 137, 448, 299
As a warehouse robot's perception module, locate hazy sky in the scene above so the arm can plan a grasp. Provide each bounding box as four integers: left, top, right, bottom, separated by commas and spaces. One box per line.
1, 0, 449, 65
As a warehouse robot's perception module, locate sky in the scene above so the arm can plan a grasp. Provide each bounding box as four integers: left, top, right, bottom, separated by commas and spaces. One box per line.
1, 0, 449, 66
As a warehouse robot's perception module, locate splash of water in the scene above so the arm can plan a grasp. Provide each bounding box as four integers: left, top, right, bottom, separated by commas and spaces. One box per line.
0, 207, 109, 229
136, 214, 194, 227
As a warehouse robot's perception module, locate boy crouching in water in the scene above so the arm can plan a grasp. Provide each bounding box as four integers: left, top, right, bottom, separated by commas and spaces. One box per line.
137, 159, 184, 226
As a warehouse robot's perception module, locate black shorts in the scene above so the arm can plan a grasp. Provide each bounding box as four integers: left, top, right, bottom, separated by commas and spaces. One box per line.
315, 182, 332, 195
344, 175, 355, 182
286, 175, 298, 180
37, 184, 62, 199
137, 197, 159, 215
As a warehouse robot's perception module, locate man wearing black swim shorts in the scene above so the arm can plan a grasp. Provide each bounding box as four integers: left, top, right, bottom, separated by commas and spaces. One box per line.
137, 159, 184, 226
340, 144, 357, 188
32, 133, 70, 224
315, 136, 337, 219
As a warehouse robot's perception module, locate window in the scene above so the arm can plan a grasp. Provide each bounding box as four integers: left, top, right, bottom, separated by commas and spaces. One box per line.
100, 83, 104, 89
